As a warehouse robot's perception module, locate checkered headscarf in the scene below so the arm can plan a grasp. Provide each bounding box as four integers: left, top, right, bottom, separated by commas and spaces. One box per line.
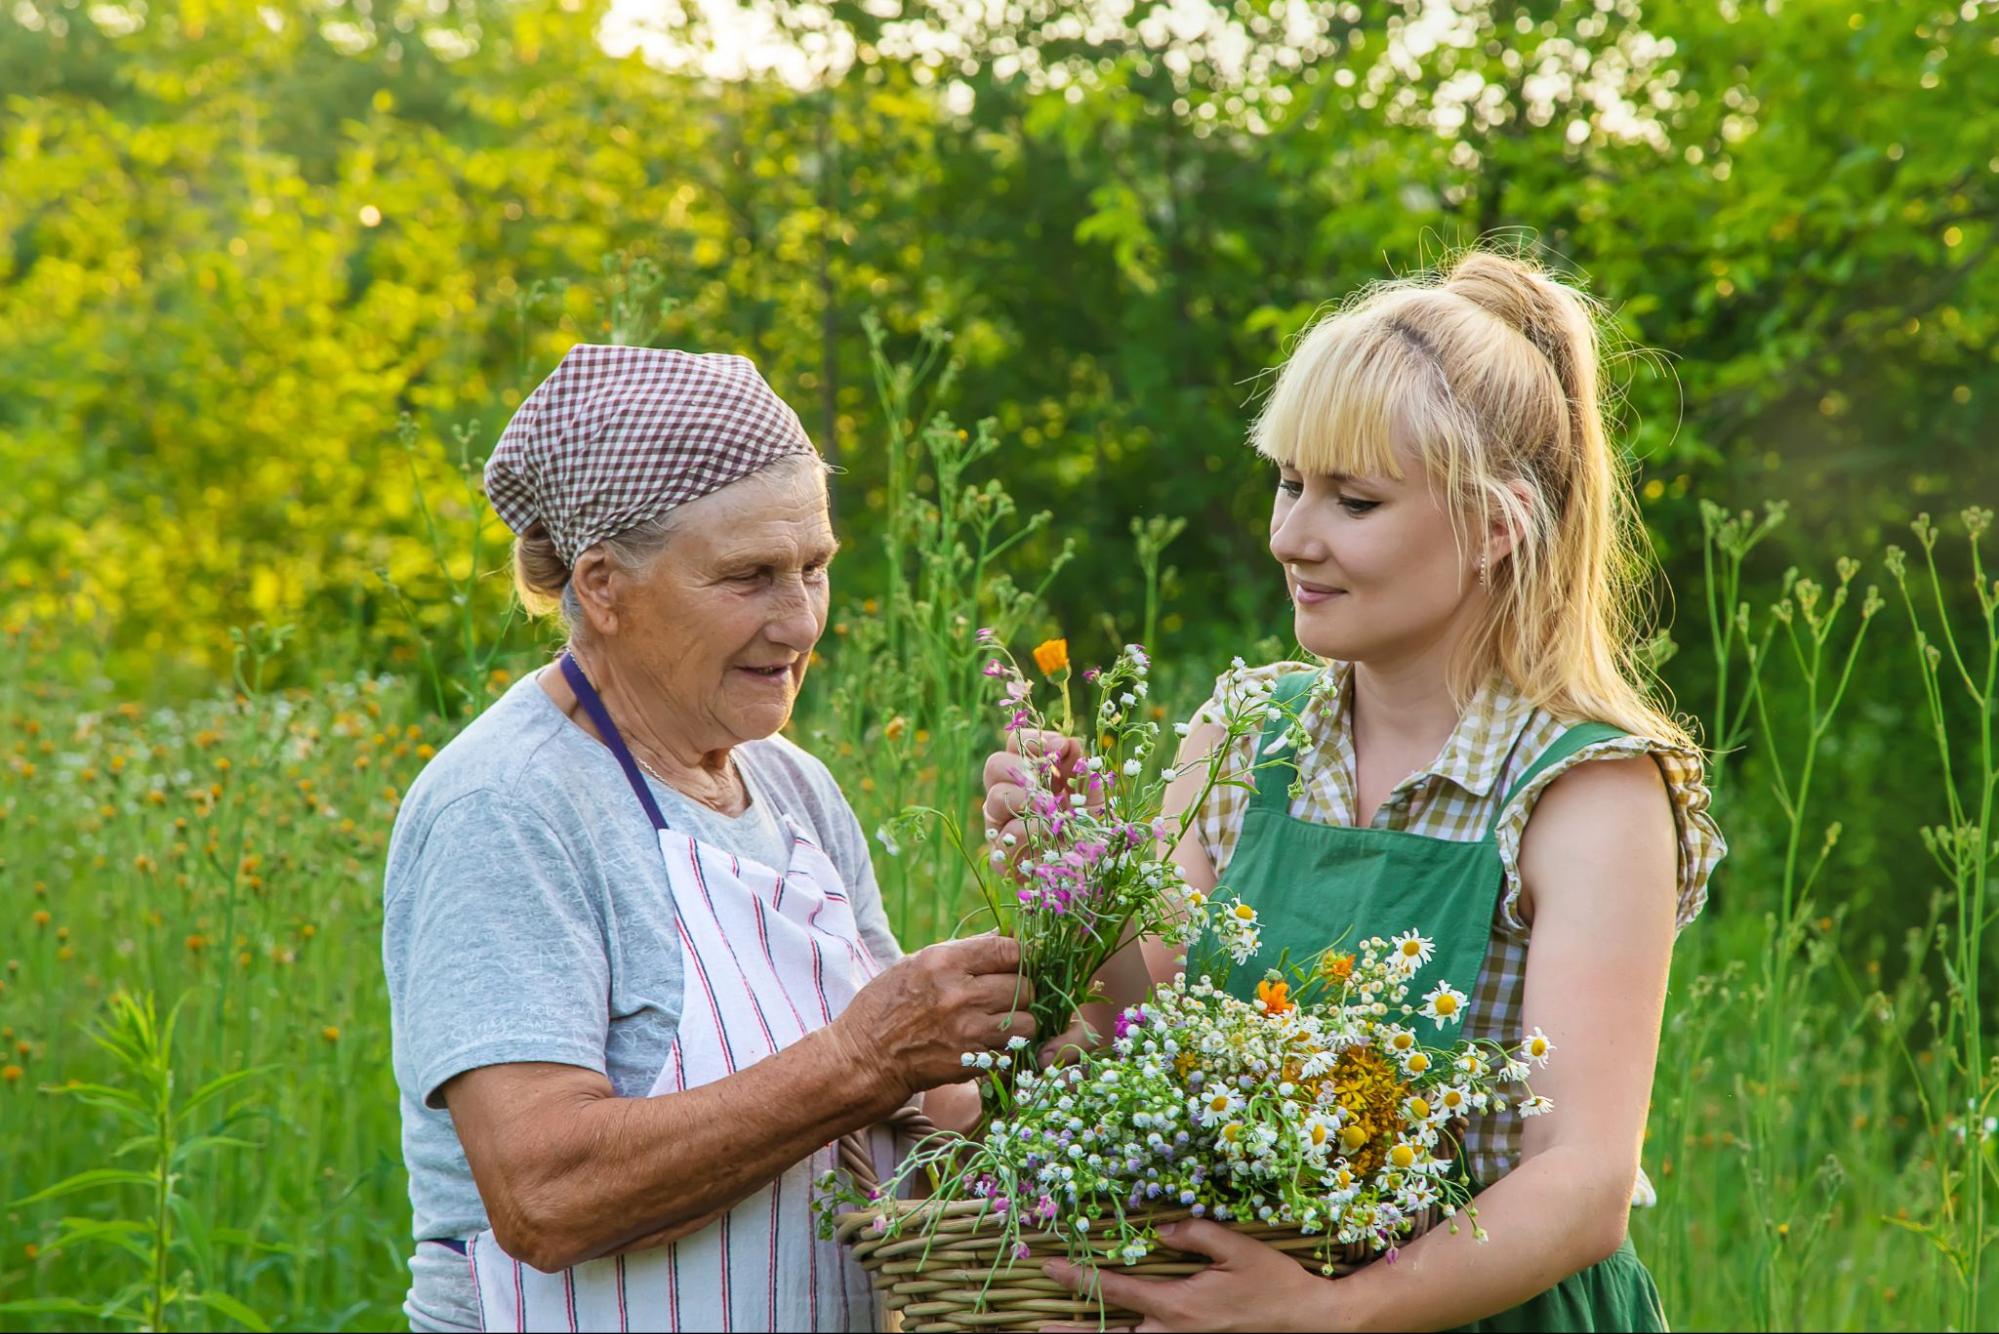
484, 344, 819, 565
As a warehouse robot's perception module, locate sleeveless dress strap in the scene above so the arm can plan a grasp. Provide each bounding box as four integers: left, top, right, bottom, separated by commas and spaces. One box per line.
1483, 720, 1629, 839
1248, 670, 1323, 813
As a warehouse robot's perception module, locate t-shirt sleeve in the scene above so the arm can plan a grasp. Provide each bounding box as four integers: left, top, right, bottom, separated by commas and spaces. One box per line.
384, 789, 613, 1110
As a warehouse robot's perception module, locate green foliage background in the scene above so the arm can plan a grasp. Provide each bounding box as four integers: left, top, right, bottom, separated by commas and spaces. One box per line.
3, 1, 1999, 1330
4, 0, 1993, 689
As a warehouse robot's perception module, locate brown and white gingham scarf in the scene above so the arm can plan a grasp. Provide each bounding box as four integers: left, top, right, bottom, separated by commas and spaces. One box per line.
484, 344, 818, 564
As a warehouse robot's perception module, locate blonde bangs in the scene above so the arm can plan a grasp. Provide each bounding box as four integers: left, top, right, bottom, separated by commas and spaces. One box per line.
1251, 303, 1463, 485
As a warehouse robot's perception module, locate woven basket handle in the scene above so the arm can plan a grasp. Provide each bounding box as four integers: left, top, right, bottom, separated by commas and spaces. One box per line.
835, 1102, 938, 1195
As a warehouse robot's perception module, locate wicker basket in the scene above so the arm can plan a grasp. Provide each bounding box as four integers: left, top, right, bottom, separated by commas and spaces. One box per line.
830, 1121, 1380, 1332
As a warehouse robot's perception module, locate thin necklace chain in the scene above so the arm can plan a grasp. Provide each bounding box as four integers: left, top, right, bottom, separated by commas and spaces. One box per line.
566, 650, 740, 806
632, 737, 742, 809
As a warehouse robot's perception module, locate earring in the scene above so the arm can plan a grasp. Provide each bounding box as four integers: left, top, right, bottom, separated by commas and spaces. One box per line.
1477, 555, 1488, 588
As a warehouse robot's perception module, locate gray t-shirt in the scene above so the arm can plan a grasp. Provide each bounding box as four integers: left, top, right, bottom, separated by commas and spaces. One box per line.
382, 673, 901, 1332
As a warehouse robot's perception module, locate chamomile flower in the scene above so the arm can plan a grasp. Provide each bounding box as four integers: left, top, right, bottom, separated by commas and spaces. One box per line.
1388, 930, 1435, 973
1520, 1094, 1555, 1117
1420, 982, 1468, 1028
1520, 1026, 1556, 1067
1403, 1094, 1449, 1127
1196, 1087, 1245, 1126
1384, 1137, 1427, 1171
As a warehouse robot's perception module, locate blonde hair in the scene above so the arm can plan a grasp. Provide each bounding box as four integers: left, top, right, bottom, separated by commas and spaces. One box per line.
1252, 242, 1695, 753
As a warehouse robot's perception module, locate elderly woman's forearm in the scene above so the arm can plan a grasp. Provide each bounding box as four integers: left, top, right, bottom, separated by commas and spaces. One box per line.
495, 1027, 901, 1270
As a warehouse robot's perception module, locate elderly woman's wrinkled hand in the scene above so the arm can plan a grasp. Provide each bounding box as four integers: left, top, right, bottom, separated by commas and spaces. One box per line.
830, 933, 1036, 1102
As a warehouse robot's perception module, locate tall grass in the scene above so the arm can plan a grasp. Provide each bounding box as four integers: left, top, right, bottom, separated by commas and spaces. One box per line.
1, 309, 1993, 1329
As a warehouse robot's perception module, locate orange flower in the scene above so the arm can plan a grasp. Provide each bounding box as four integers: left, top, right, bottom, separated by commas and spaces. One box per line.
1255, 978, 1294, 1016
1031, 638, 1070, 677
1321, 952, 1356, 984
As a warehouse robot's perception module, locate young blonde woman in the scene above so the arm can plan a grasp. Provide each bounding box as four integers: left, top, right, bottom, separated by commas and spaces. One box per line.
981, 247, 1726, 1331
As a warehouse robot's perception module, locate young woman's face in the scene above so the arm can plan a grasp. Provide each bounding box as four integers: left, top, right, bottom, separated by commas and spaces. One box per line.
1268, 451, 1486, 666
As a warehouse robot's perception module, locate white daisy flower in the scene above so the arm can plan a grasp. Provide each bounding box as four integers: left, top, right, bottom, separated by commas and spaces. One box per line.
1420, 983, 1468, 1028
1520, 1094, 1556, 1117
1520, 1026, 1557, 1067
1384, 1137, 1428, 1173
1302, 1113, 1339, 1155
1300, 1049, 1339, 1079
1389, 930, 1435, 972
1403, 1093, 1447, 1126
1196, 1087, 1245, 1127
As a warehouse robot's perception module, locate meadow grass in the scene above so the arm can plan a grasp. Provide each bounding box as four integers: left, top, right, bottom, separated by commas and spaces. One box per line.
2, 350, 1995, 1330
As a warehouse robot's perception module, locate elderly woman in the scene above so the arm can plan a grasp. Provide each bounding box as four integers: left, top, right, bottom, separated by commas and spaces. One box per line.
383, 345, 1029, 1333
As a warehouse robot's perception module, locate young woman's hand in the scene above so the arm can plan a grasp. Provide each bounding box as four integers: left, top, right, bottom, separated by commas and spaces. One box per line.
1039, 1220, 1334, 1333
1035, 1000, 1114, 1067
982, 729, 1097, 865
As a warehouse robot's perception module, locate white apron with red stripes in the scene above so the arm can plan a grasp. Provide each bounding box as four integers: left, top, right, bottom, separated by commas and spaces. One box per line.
466, 820, 898, 1332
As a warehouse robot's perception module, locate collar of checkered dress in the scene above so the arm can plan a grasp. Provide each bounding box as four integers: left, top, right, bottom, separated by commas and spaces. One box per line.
483, 344, 820, 565
1309, 661, 1536, 800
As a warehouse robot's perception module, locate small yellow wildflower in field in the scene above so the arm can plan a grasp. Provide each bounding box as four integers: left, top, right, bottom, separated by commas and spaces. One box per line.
1030, 637, 1069, 676
322, 1026, 340, 1043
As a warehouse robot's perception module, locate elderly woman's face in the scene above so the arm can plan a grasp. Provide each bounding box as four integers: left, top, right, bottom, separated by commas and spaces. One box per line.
600, 462, 836, 747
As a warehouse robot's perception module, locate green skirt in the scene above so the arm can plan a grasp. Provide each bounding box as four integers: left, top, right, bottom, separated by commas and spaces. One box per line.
1451, 1238, 1667, 1333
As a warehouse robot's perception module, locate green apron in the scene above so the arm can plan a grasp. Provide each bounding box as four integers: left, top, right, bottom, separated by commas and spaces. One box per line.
1195, 671, 1668, 1333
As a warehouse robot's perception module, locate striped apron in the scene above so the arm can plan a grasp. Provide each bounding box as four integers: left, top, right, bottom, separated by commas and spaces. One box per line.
466, 652, 897, 1331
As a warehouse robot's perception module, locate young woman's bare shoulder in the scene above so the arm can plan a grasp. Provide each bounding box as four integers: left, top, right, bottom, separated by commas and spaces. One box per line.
1518, 755, 1676, 907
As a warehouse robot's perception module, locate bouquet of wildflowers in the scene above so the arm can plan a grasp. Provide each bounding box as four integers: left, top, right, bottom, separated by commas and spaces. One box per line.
877, 637, 1281, 1067
825, 922, 1556, 1298
827, 648, 1557, 1324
